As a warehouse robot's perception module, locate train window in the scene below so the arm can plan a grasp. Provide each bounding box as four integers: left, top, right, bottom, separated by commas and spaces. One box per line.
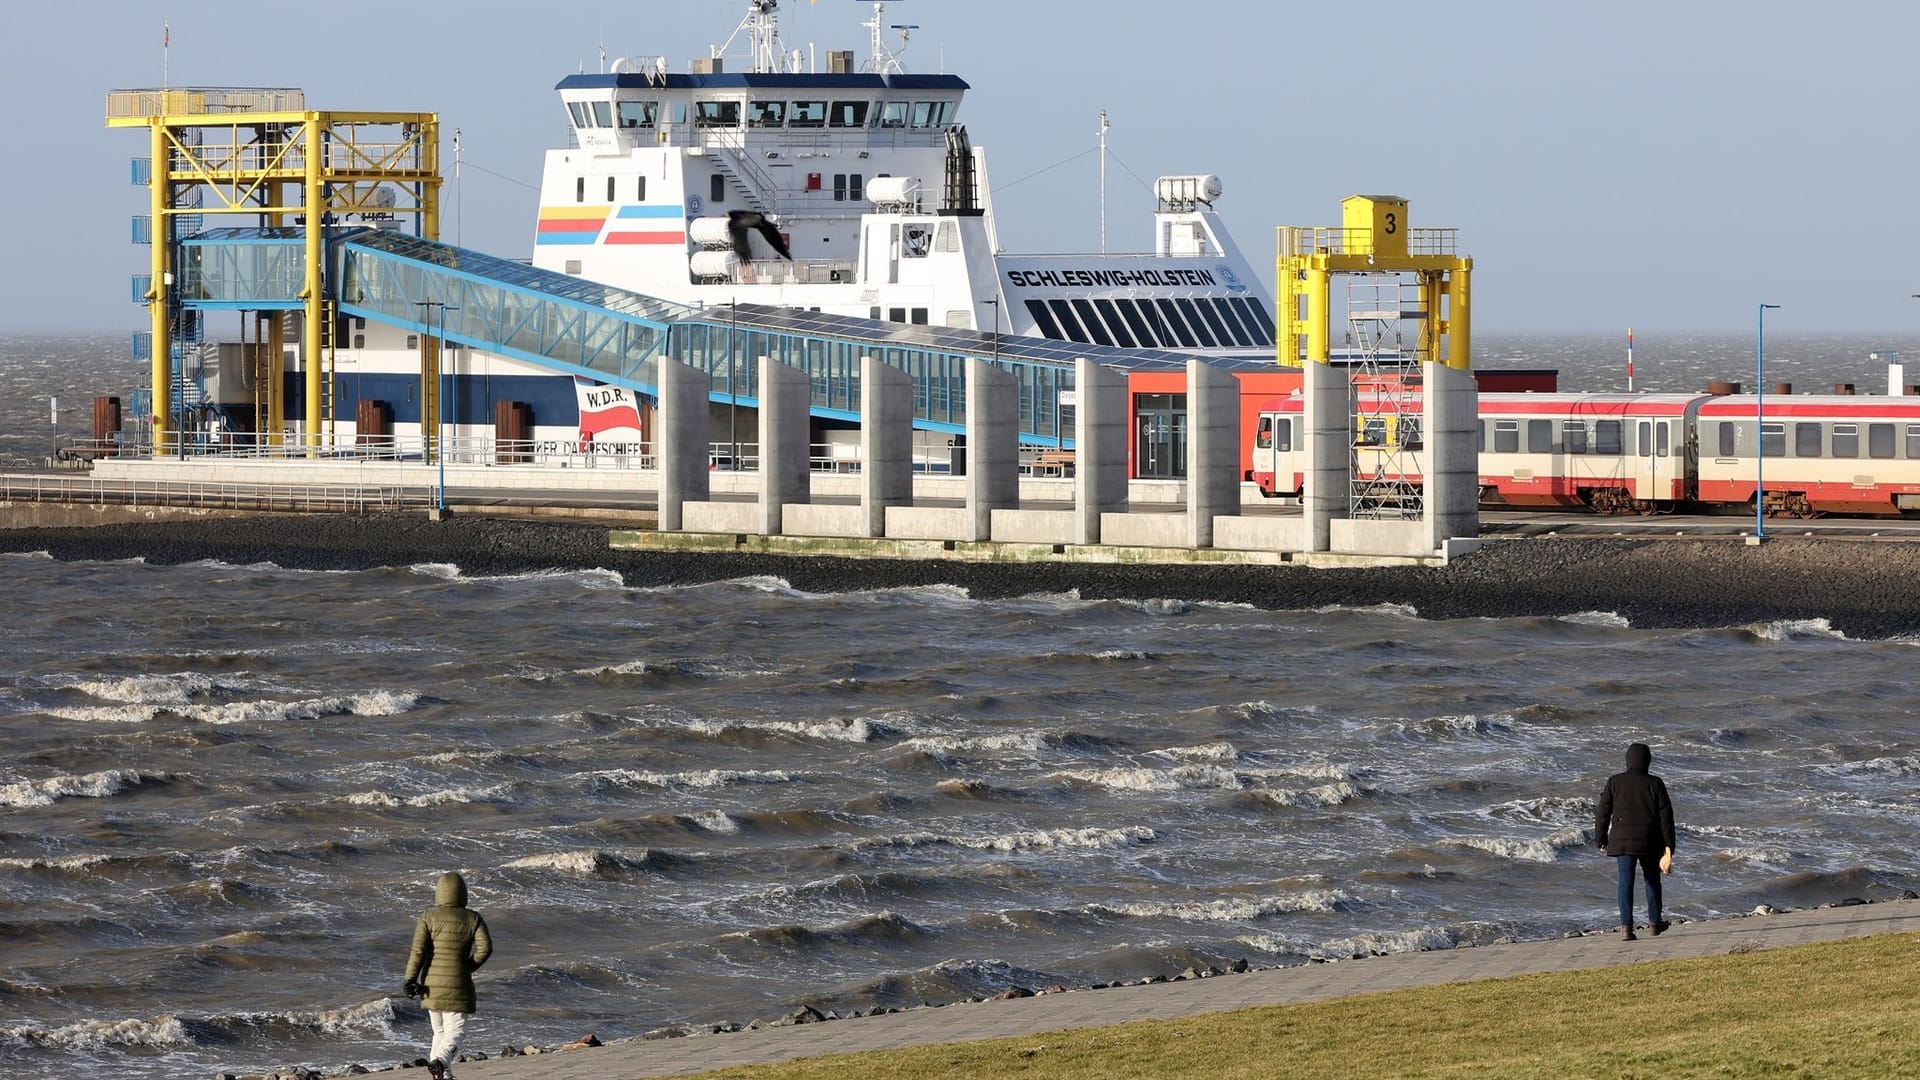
1256, 417, 1273, 449
1358, 417, 1387, 446
1718, 422, 1737, 457
1527, 419, 1551, 453
1399, 416, 1422, 449
1832, 424, 1859, 459
1563, 420, 1588, 454
1494, 420, 1519, 453
1277, 418, 1293, 453
1870, 423, 1895, 459
1760, 423, 1786, 457
1908, 425, 1920, 458
1637, 421, 1651, 457
1658, 421, 1671, 457
1794, 423, 1823, 457
1596, 420, 1623, 455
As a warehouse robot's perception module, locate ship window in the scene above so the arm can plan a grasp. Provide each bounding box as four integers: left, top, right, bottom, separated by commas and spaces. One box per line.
710, 174, 726, 203
1794, 422, 1823, 457
902, 224, 932, 258
870, 306, 882, 320
1832, 423, 1859, 459
888, 307, 906, 323
1069, 299, 1115, 347
1761, 422, 1785, 457
407, 335, 419, 349
353, 334, 365, 349
1046, 299, 1087, 343
1494, 419, 1519, 453
1093, 301, 1138, 347
617, 100, 658, 128
1562, 420, 1588, 454
1527, 419, 1552, 453
607, 176, 616, 201
1595, 419, 1623, 454
1196, 298, 1245, 346
565, 260, 582, 275
878, 101, 909, 128
1171, 299, 1219, 347
1151, 299, 1196, 347
833, 173, 846, 201
591, 100, 613, 127
636, 176, 646, 201
1870, 423, 1895, 458
695, 100, 741, 128
910, 308, 928, 325
575, 177, 585, 203
568, 101, 590, 127
748, 100, 785, 127
1025, 299, 1064, 339
935, 220, 959, 252
849, 173, 864, 200
829, 101, 871, 128
790, 100, 826, 127
1114, 299, 1158, 347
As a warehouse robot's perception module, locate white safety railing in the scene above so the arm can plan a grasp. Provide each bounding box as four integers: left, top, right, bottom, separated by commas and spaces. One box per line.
0, 473, 428, 513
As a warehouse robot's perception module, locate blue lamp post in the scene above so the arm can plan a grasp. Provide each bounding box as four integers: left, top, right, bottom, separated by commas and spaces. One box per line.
1755, 303, 1780, 540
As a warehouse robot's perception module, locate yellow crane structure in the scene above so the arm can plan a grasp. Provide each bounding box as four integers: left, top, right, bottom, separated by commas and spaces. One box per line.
1276, 196, 1479, 557
106, 88, 439, 454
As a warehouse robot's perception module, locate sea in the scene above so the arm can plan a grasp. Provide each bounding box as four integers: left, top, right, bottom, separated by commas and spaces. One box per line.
4, 332, 1920, 1079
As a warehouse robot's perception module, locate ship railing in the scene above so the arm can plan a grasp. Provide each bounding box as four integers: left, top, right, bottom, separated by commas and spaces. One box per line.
106, 87, 306, 120
108, 431, 668, 472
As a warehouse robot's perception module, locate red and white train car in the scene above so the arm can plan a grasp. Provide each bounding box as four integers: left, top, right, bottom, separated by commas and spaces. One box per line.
1694, 395, 1920, 517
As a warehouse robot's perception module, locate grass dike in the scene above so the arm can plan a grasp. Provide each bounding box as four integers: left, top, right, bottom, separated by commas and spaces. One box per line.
678, 933, 1920, 1080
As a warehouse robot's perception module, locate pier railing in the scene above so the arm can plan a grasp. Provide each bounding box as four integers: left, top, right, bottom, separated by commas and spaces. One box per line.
0, 473, 426, 513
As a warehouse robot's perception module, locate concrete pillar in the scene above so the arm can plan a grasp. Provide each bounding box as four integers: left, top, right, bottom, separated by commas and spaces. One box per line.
1186, 358, 1242, 548
965, 358, 1019, 541
1302, 268, 1346, 553
861, 355, 914, 537
1424, 359, 1479, 552
655, 357, 710, 532
1073, 357, 1128, 544
757, 355, 812, 535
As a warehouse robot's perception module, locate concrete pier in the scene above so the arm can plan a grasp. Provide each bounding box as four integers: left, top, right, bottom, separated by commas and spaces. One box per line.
1186, 357, 1241, 549
653, 357, 708, 533
1073, 358, 1128, 545
756, 355, 811, 536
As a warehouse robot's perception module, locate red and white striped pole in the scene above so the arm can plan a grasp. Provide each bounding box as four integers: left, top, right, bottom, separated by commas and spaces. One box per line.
1626, 327, 1635, 393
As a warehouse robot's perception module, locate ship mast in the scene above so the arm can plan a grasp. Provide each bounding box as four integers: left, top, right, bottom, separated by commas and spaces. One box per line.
717, 0, 791, 73
863, 1, 911, 75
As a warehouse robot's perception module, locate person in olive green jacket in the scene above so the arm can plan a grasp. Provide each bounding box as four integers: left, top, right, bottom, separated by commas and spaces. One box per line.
402, 871, 493, 1080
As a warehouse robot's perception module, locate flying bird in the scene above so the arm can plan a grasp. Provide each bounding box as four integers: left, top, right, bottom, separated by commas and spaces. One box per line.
727, 210, 793, 263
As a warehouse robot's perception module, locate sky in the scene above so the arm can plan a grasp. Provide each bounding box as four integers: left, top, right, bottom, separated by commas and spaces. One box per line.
1, 0, 1916, 335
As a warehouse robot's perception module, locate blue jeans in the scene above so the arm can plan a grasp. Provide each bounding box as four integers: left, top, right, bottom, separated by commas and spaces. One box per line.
1616, 852, 1662, 928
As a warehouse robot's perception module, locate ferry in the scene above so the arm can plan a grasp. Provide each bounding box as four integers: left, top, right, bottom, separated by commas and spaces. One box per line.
530, 0, 1274, 355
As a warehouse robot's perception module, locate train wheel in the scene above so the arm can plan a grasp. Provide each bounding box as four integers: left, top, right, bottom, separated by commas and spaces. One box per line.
1788, 494, 1823, 520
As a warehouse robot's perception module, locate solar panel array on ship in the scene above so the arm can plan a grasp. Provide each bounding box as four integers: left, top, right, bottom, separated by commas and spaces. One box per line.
695, 303, 1235, 372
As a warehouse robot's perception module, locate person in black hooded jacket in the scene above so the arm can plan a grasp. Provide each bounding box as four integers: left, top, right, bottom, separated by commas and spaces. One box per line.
1595, 742, 1676, 940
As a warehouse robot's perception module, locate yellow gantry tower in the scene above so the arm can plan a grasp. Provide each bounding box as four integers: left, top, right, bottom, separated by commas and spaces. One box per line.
106, 88, 439, 454
1276, 196, 1478, 557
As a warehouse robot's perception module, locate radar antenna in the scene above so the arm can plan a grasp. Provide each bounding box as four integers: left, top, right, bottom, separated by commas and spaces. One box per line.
717, 0, 799, 74
862, 1, 911, 74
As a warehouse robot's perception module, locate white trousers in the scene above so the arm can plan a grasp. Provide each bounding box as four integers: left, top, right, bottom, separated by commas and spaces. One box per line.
428, 1009, 468, 1068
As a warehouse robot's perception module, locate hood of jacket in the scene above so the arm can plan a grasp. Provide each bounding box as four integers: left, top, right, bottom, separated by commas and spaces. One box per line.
1625, 742, 1652, 772
436, 871, 468, 908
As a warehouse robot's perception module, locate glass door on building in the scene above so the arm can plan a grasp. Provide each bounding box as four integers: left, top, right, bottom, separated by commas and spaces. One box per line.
1135, 393, 1188, 479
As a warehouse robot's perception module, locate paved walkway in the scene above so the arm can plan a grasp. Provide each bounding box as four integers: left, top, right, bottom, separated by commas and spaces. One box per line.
458, 900, 1920, 1079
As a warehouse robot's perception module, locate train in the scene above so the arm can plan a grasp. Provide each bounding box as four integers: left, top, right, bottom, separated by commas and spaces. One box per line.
1247, 390, 1920, 517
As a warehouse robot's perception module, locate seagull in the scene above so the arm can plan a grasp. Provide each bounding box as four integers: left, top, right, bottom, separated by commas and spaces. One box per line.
726, 210, 793, 263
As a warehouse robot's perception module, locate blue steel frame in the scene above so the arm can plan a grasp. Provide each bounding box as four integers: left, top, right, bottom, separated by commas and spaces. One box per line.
166, 230, 1244, 446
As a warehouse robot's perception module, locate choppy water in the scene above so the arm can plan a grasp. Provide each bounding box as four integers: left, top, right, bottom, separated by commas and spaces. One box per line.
5, 334, 1920, 1079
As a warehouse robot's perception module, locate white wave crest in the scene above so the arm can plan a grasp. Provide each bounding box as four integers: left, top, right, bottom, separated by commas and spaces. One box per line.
502, 850, 627, 875
960, 826, 1155, 852
1154, 741, 1239, 763
69, 672, 222, 706
686, 716, 889, 743
184, 690, 421, 726
0, 853, 117, 872
1440, 827, 1589, 863
900, 732, 1051, 755
1242, 762, 1358, 783
0, 769, 152, 809
407, 563, 462, 580
690, 810, 740, 834
1092, 648, 1152, 661
1096, 889, 1350, 921
1752, 617, 1848, 642
1248, 782, 1365, 809
1313, 601, 1421, 620
1242, 926, 1458, 959
1485, 796, 1593, 825
343, 785, 512, 808
586, 768, 794, 790
1818, 753, 1920, 779
1714, 846, 1793, 869
1558, 610, 1631, 628
41, 704, 163, 723
0, 1014, 190, 1050
1052, 764, 1243, 793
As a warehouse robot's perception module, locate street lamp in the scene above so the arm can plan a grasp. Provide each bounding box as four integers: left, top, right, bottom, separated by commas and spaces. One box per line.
1755, 303, 1780, 540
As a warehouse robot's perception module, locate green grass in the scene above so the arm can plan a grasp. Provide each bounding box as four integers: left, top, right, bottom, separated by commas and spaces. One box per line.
687, 934, 1920, 1079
